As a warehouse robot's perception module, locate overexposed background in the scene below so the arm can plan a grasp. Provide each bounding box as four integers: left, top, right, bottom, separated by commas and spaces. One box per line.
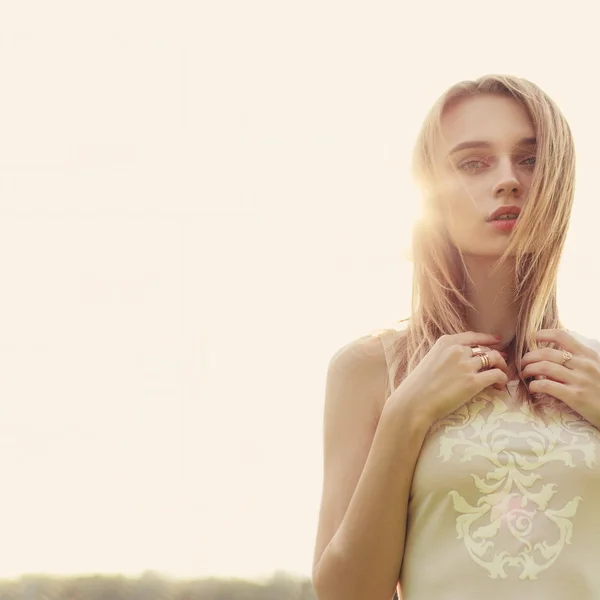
1, 0, 599, 583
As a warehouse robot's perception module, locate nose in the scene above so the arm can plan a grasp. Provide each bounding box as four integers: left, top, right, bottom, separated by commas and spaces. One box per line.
493, 159, 523, 198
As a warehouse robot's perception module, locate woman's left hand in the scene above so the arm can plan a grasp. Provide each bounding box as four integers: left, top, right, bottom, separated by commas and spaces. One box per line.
521, 329, 600, 428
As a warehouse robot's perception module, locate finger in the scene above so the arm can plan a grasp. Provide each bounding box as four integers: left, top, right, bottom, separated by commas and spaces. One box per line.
521, 347, 577, 369
453, 331, 502, 347
473, 347, 510, 390
535, 329, 594, 359
528, 377, 571, 406
477, 367, 509, 391
471, 350, 509, 390
470, 348, 508, 370
521, 360, 573, 384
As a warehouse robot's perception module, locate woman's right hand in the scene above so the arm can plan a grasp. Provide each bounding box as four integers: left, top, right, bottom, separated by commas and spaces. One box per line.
393, 331, 510, 425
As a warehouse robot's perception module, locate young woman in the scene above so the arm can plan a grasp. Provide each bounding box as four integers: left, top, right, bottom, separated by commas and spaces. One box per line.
311, 74, 600, 600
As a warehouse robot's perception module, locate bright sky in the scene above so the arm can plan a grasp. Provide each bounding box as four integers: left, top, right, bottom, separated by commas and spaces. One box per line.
1, 0, 600, 584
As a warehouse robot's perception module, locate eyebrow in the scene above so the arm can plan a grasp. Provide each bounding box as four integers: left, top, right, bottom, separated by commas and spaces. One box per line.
448, 136, 537, 156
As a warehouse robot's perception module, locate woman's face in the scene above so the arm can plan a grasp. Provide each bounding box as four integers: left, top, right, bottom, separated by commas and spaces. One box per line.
433, 94, 537, 257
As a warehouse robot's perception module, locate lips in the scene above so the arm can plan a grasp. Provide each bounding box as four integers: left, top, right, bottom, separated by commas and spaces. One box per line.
493, 215, 518, 222
487, 205, 522, 221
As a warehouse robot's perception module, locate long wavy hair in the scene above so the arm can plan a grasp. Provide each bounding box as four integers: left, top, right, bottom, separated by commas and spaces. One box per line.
387, 74, 576, 417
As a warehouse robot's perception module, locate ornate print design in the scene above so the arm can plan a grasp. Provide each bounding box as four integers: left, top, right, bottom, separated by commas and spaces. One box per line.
430, 392, 600, 580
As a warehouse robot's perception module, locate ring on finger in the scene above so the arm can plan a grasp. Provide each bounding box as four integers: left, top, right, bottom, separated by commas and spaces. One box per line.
561, 349, 573, 366
478, 352, 490, 371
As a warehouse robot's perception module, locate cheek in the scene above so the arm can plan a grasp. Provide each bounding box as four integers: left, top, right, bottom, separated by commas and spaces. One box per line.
442, 180, 488, 247
444, 179, 484, 221
521, 173, 534, 196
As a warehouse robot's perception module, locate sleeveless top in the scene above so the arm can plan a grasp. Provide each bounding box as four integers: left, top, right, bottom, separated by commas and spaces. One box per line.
374, 325, 600, 600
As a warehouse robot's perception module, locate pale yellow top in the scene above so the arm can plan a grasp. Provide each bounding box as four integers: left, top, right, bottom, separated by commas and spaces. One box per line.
376, 326, 600, 600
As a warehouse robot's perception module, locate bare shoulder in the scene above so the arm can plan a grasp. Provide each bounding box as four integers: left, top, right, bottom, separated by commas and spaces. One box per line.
328, 333, 391, 412
330, 321, 408, 371
330, 331, 389, 368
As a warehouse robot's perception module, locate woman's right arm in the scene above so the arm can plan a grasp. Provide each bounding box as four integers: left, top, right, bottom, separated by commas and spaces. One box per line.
311, 334, 431, 600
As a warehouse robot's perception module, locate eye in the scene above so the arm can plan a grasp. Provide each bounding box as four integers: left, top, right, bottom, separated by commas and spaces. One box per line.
457, 158, 487, 172
520, 156, 536, 167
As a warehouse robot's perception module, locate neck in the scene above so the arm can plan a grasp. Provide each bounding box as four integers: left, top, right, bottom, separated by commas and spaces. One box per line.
463, 255, 518, 352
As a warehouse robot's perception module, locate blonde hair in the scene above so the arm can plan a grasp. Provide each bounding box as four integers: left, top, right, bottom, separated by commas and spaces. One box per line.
389, 74, 576, 417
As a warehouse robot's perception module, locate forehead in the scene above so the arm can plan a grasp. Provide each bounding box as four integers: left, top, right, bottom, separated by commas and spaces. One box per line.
437, 94, 535, 154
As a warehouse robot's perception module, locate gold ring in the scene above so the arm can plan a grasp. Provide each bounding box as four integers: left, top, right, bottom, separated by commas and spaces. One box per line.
478, 353, 490, 371
561, 349, 573, 366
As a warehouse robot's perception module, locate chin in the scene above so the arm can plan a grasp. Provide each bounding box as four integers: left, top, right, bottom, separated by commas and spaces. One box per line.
461, 246, 515, 259
451, 234, 516, 259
